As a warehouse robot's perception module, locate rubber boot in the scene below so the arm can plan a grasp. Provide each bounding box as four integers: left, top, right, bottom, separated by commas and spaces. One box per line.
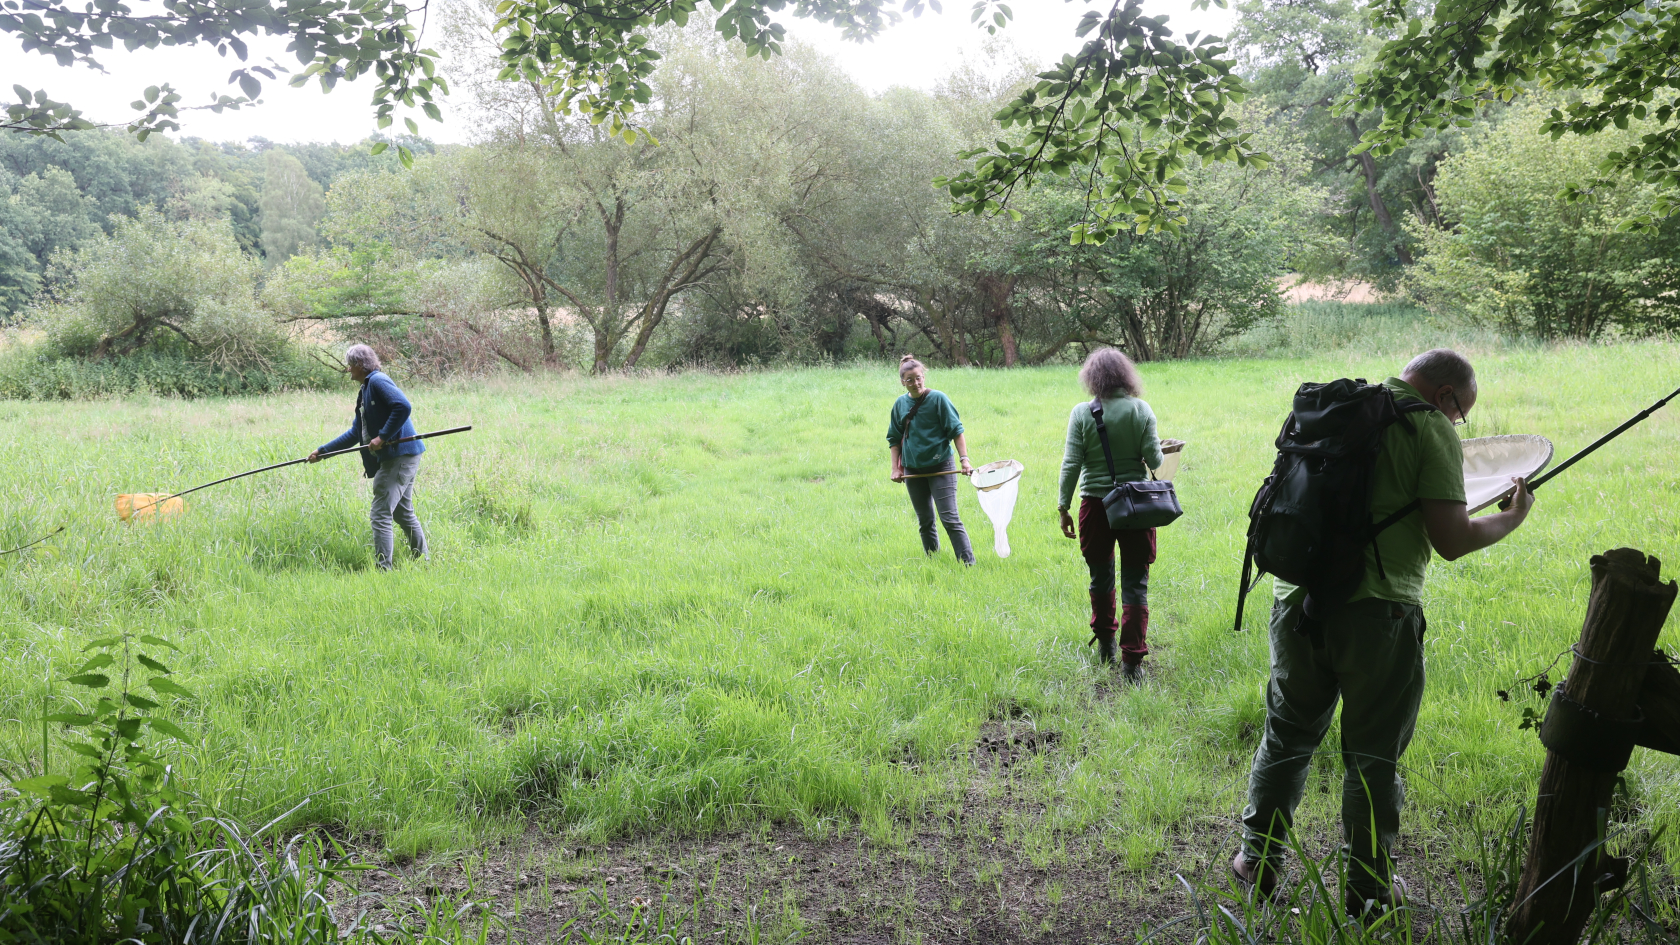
1089, 589, 1118, 664
1120, 605, 1150, 668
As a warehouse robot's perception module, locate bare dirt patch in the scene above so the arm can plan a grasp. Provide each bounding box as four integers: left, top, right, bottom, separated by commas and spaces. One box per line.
356, 815, 1223, 944
348, 722, 1233, 944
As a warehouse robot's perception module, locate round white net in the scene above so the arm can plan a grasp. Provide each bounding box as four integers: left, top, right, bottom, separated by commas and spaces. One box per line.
970, 460, 1024, 558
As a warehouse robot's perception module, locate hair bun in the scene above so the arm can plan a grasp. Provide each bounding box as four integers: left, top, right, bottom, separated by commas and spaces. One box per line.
899, 354, 916, 364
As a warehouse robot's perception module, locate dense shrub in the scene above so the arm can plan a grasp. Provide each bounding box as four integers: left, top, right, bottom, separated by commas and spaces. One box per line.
1406, 103, 1680, 341
33, 209, 288, 369
0, 347, 341, 400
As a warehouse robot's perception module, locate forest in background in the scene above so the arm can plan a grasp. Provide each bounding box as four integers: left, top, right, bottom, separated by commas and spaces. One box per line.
5, 0, 1680, 395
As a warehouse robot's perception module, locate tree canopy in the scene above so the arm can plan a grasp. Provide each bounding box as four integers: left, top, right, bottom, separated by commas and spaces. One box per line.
1350, 0, 1680, 225
3, 0, 444, 159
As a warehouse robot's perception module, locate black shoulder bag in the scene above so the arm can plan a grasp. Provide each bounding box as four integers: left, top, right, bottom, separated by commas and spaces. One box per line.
1092, 399, 1183, 530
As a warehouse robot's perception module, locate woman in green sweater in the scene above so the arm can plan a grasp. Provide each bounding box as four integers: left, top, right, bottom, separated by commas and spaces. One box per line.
888, 355, 975, 564
1057, 348, 1165, 677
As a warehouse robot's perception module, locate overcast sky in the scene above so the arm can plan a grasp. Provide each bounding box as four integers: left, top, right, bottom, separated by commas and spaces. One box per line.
5, 0, 1235, 147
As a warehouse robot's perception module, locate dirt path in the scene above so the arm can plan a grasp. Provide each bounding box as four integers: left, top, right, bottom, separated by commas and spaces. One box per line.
351, 714, 1239, 942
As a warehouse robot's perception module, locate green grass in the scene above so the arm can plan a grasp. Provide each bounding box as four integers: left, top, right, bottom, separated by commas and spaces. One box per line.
2, 340, 1678, 870
1223, 300, 1511, 360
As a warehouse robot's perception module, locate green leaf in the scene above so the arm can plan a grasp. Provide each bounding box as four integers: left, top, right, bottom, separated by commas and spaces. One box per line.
124, 693, 160, 711
147, 677, 193, 698
147, 719, 193, 742
78, 653, 115, 673
66, 674, 110, 689
136, 654, 169, 674
138, 635, 179, 651
370, 141, 389, 155
10, 775, 68, 797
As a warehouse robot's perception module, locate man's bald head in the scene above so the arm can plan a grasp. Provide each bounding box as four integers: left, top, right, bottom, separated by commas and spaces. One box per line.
1403, 349, 1475, 392
1402, 348, 1477, 419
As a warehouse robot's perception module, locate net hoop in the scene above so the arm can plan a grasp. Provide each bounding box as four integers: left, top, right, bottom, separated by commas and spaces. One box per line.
971, 459, 1023, 492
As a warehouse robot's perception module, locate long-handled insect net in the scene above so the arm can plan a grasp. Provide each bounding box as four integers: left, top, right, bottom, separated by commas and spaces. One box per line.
970, 460, 1024, 558
116, 425, 473, 522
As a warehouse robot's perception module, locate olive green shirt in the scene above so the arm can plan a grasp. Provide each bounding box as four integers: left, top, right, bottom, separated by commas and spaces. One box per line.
1058, 396, 1164, 510
887, 390, 964, 470
1276, 377, 1466, 606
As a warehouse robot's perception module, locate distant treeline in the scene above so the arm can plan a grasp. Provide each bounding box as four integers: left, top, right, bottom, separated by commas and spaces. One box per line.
0, 132, 436, 316
6, 3, 1680, 392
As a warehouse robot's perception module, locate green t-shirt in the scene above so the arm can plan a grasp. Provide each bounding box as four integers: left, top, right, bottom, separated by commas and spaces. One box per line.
887, 390, 964, 470
1276, 377, 1466, 606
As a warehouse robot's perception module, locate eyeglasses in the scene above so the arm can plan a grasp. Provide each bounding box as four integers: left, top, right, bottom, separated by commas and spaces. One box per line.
1447, 390, 1469, 426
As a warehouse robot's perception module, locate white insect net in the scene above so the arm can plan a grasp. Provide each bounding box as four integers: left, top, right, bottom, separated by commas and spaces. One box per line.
1461, 434, 1553, 512
970, 460, 1024, 558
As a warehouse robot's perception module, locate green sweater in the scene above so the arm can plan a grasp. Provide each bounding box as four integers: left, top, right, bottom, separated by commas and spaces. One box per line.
1058, 396, 1164, 510
887, 390, 964, 469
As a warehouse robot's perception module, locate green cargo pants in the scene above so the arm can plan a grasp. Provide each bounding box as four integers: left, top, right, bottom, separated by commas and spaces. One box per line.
1241, 596, 1426, 896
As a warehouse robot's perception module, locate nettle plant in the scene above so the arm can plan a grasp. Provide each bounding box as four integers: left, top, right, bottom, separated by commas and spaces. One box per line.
0, 633, 362, 944
0, 633, 211, 941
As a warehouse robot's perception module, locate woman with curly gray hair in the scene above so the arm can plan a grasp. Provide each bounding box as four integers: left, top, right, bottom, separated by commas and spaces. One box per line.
1056, 348, 1164, 679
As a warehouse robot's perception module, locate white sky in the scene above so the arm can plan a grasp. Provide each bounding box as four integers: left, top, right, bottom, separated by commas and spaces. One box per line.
3, 0, 1234, 146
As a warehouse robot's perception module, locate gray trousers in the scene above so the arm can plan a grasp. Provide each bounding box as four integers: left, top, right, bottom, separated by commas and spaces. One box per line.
1241, 596, 1426, 896
904, 462, 973, 564
370, 454, 427, 570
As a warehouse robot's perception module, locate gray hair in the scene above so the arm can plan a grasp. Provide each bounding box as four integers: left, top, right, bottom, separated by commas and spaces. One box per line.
1080, 347, 1142, 399
345, 344, 382, 374
1403, 348, 1475, 392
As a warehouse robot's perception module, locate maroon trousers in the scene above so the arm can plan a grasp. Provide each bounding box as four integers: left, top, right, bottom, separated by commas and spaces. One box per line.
1078, 497, 1157, 665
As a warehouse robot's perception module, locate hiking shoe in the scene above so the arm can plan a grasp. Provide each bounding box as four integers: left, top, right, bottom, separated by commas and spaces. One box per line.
1119, 660, 1144, 684
1231, 851, 1279, 900
1090, 633, 1117, 665
1345, 875, 1409, 920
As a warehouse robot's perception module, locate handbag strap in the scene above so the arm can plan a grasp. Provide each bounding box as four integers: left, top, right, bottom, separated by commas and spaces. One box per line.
1090, 399, 1118, 482
1091, 398, 1154, 481
897, 392, 930, 456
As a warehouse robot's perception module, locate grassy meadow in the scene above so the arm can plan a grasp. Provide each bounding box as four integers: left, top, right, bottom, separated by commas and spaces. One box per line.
2, 340, 1678, 885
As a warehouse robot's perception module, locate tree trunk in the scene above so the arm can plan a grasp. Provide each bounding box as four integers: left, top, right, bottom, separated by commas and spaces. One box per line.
533, 295, 556, 363
1025, 324, 1093, 365
1347, 117, 1414, 266
592, 206, 624, 374
848, 289, 896, 358
978, 273, 1019, 367
919, 288, 968, 366
1510, 549, 1678, 945
622, 227, 721, 370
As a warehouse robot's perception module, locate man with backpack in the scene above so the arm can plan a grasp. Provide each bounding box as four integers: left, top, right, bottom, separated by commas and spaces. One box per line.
1232, 349, 1535, 917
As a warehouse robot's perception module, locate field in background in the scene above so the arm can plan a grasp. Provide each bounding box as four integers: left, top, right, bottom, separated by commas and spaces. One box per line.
1, 338, 1677, 890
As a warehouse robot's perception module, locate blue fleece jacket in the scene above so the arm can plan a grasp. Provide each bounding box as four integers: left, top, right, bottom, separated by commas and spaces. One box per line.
320, 371, 424, 459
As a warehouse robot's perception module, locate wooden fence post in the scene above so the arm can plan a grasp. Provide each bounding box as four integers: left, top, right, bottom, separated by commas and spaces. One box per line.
1509, 549, 1677, 945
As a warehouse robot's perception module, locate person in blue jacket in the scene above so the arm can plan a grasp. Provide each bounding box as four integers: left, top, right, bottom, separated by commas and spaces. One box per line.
308, 344, 428, 570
